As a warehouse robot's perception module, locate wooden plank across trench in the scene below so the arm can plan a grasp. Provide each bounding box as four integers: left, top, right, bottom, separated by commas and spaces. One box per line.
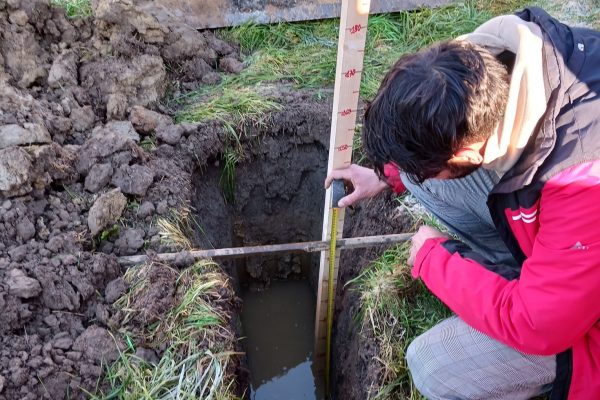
313, 0, 371, 383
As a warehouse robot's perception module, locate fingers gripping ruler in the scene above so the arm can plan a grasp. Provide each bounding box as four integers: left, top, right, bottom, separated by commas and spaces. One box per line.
314, 0, 371, 395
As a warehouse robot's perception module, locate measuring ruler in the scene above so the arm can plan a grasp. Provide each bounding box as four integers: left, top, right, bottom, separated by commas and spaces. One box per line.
314, 0, 371, 395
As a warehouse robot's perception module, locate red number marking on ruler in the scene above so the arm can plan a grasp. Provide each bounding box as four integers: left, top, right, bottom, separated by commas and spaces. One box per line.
336, 144, 351, 152
348, 24, 364, 34
339, 108, 353, 116
344, 68, 360, 78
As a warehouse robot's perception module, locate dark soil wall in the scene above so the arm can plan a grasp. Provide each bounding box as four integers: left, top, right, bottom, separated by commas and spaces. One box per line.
333, 194, 413, 400
191, 96, 331, 290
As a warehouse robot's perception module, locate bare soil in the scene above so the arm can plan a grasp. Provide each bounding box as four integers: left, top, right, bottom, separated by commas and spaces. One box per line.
0, 0, 257, 398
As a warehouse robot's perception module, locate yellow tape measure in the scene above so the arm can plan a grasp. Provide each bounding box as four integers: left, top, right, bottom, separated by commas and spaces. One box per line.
325, 207, 338, 393
325, 179, 345, 395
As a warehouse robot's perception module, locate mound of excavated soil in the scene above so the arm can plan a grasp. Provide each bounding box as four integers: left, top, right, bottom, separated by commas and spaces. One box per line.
0, 0, 252, 398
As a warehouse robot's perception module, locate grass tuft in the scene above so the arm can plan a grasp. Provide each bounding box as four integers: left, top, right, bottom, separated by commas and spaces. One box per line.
51, 0, 92, 18
94, 261, 240, 400
220, 149, 242, 204
156, 207, 199, 251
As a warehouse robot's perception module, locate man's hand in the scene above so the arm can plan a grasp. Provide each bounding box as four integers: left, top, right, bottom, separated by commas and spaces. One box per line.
407, 225, 450, 266
324, 164, 389, 208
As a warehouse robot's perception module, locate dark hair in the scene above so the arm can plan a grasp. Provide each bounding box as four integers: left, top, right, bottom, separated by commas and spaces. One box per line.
363, 40, 509, 183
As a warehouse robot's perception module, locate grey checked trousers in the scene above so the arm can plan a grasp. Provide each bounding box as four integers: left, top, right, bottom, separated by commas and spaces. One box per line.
402, 168, 556, 400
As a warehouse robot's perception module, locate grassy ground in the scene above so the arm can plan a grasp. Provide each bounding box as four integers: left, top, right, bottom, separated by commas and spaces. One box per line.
90, 261, 240, 400
347, 242, 451, 400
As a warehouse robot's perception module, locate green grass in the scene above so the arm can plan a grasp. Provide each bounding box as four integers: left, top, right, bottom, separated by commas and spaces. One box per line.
175, 0, 530, 124
220, 149, 242, 204
347, 243, 451, 399
176, 86, 282, 138
92, 261, 240, 400
51, 0, 92, 18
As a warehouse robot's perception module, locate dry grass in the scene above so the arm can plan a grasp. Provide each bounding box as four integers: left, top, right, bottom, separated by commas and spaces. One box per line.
156, 207, 199, 251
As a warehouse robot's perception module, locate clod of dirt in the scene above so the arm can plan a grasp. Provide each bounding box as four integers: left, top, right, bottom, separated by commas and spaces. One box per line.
104, 277, 126, 303
1, 5, 50, 88
80, 54, 167, 115
47, 50, 78, 89
202, 72, 222, 85
87, 188, 127, 236
136, 201, 155, 218
0, 123, 51, 149
114, 228, 145, 255
72, 325, 124, 364
129, 105, 172, 134
111, 164, 155, 196
93, 120, 140, 142
84, 163, 113, 193
70, 106, 96, 132
0, 147, 32, 197
219, 56, 245, 73
8, 10, 28, 26
155, 123, 184, 145
93, 0, 169, 44
75, 131, 138, 175
120, 264, 179, 326
134, 347, 159, 364
6, 269, 42, 299
16, 216, 35, 241
26, 144, 78, 195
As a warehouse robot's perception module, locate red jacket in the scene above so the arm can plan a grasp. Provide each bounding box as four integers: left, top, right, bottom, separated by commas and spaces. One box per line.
386, 8, 600, 399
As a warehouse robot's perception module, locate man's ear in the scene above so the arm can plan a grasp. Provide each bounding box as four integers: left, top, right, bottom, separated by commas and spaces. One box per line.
449, 147, 483, 166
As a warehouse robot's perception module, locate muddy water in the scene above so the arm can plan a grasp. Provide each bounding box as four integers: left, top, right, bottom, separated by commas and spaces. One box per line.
241, 280, 324, 399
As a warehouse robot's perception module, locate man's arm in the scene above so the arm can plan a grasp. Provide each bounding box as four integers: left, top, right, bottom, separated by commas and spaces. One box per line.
411, 167, 600, 355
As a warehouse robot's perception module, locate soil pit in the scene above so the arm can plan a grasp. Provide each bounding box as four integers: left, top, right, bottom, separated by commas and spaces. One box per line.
191, 118, 329, 398
191, 128, 328, 289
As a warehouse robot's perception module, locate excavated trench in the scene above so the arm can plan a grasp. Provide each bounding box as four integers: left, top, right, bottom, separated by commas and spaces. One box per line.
191, 113, 329, 399
188, 95, 410, 399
